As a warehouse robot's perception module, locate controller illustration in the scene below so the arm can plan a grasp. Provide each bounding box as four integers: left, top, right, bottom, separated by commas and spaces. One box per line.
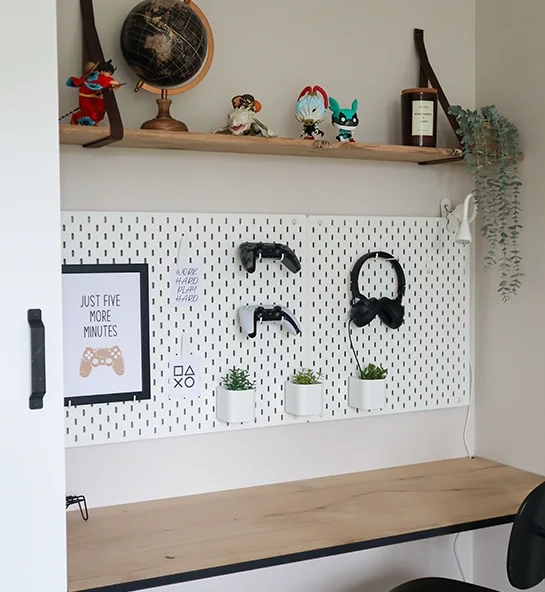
239, 242, 301, 274
239, 305, 302, 338
80, 346, 125, 378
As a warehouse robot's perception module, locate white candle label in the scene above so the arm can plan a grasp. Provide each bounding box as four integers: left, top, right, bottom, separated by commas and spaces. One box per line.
412, 101, 434, 136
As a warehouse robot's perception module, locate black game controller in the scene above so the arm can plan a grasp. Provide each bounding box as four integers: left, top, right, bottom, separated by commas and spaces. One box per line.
239, 242, 301, 274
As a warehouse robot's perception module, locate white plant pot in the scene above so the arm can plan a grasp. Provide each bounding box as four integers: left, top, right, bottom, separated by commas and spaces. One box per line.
285, 381, 324, 417
349, 377, 386, 411
216, 386, 256, 423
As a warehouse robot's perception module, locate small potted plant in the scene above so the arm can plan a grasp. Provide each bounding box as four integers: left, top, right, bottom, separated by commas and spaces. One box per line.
285, 368, 324, 417
216, 368, 256, 423
448, 104, 523, 301
349, 363, 387, 411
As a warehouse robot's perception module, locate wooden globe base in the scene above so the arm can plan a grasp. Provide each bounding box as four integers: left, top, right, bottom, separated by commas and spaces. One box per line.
140, 98, 188, 132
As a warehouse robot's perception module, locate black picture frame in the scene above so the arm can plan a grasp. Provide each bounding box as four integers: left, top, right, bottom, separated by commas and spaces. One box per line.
61, 263, 151, 407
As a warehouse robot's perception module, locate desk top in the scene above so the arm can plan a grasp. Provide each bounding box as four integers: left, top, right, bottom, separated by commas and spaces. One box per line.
67, 457, 544, 592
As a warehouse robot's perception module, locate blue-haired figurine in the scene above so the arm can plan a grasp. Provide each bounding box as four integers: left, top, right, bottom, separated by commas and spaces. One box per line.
329, 97, 359, 142
295, 86, 329, 140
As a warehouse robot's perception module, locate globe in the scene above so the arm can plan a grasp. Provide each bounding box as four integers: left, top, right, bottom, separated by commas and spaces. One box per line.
120, 0, 214, 131
121, 0, 208, 88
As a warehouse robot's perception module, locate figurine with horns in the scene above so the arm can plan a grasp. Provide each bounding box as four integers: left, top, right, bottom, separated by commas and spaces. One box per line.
295, 85, 329, 140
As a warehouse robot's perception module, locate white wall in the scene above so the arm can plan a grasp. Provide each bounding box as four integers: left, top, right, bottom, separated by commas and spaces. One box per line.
3, 0, 66, 589
474, 0, 545, 590
58, 0, 476, 589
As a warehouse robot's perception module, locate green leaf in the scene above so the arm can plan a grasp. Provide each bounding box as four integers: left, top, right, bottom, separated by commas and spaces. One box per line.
359, 363, 388, 380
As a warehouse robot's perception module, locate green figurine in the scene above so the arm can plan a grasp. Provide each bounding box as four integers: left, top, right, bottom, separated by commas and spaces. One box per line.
329, 97, 359, 142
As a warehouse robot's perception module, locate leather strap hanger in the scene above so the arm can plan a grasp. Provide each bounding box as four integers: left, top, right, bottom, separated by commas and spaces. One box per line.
79, 0, 124, 148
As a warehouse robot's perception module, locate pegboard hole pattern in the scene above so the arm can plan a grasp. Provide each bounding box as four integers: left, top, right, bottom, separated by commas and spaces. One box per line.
62, 213, 469, 447
308, 216, 468, 419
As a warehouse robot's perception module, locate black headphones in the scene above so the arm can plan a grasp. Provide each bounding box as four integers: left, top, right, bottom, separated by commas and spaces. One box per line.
349, 251, 406, 330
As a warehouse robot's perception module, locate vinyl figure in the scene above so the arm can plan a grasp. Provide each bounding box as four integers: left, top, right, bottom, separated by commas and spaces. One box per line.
295, 85, 329, 140
65, 60, 122, 126
214, 94, 276, 137
329, 97, 359, 142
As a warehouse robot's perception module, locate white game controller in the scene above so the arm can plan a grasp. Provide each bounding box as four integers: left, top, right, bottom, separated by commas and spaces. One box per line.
239, 305, 302, 338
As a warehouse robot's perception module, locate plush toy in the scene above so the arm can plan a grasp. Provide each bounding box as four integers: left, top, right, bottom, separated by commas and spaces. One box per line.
329, 97, 359, 142
63, 60, 122, 126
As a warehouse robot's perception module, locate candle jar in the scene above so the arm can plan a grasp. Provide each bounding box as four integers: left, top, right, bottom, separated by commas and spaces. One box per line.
401, 88, 438, 147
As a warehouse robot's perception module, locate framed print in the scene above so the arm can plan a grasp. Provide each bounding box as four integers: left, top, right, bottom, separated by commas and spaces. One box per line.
61, 263, 150, 406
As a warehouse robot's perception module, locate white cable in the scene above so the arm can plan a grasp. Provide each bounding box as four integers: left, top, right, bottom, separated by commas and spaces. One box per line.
462, 356, 474, 458
453, 533, 467, 582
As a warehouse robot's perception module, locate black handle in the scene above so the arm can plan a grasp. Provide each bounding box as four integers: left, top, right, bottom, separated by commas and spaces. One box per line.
28, 309, 46, 410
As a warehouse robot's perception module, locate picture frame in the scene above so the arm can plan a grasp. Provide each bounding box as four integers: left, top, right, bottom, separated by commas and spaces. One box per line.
61, 263, 150, 406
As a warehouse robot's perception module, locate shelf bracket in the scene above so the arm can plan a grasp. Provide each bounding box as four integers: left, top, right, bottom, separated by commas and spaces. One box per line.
414, 28, 463, 166
79, 0, 124, 148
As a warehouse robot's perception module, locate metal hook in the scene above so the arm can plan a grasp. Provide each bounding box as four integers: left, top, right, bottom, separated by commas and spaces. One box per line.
176, 234, 186, 266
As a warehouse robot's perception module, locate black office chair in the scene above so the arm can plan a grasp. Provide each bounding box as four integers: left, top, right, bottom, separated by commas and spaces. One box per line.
389, 481, 545, 592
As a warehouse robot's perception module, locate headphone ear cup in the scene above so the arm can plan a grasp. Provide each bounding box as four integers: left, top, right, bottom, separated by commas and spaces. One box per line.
377, 298, 405, 330
351, 298, 378, 328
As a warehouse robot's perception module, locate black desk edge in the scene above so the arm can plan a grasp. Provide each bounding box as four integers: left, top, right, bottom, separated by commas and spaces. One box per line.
73, 514, 514, 592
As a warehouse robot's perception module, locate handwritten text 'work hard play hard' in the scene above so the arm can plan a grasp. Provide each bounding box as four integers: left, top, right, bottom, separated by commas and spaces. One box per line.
171, 264, 203, 306
80, 294, 121, 338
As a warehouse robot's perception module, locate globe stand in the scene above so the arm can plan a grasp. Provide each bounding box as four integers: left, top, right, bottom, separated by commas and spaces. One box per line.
140, 89, 188, 132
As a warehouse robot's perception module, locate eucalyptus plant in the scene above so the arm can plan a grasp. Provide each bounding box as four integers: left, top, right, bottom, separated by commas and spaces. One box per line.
448, 105, 523, 301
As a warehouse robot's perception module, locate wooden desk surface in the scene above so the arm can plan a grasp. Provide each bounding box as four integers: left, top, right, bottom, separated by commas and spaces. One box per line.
67, 457, 543, 592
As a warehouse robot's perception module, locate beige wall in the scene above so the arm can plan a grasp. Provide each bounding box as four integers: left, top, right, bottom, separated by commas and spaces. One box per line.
474, 0, 545, 590
58, 0, 474, 144
60, 0, 476, 505
59, 0, 477, 589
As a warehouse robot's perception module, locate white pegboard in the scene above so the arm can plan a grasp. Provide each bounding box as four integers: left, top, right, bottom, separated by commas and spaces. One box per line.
63, 212, 309, 447
308, 216, 469, 417
62, 212, 469, 448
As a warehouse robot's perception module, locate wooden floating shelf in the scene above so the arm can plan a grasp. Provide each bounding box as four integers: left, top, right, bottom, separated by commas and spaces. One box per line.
59, 125, 463, 165
67, 457, 543, 592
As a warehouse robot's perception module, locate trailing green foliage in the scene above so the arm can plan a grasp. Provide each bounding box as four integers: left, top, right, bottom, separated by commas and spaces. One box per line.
449, 104, 523, 301
292, 368, 323, 385
359, 363, 388, 380
221, 368, 255, 391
